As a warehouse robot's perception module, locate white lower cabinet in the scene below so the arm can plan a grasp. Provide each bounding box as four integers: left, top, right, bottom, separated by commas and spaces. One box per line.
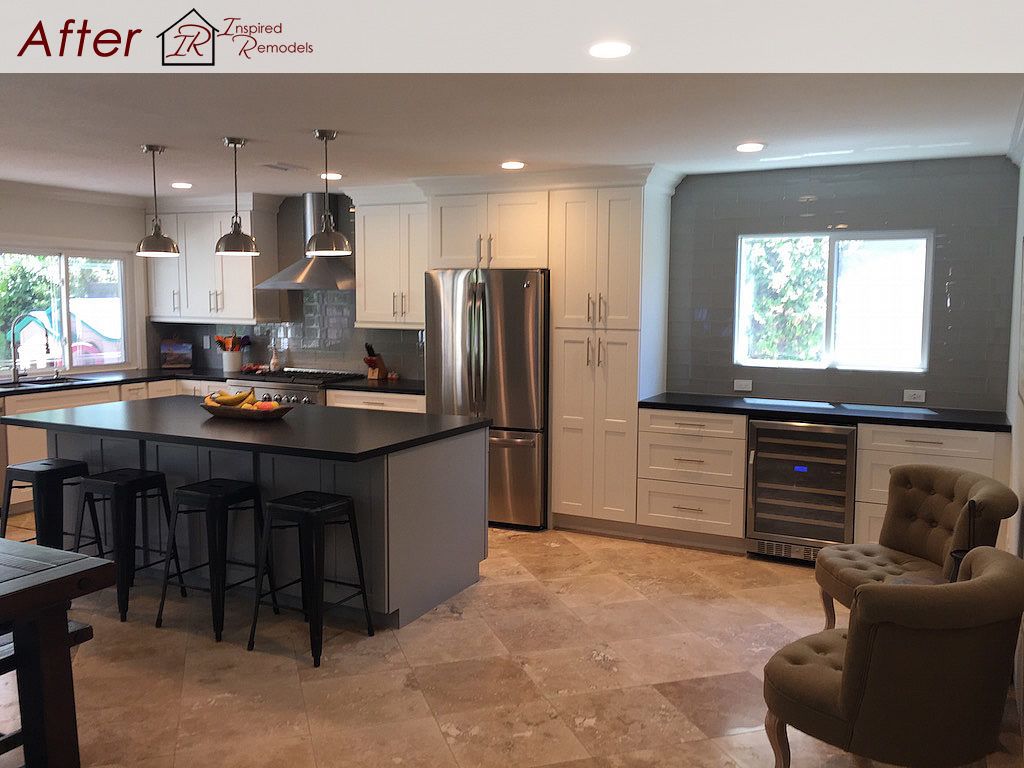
147, 380, 179, 398
120, 382, 149, 400
178, 380, 221, 397
550, 328, 638, 522
5, 386, 120, 505
326, 391, 426, 413
854, 501, 888, 546
637, 479, 745, 537
635, 408, 747, 539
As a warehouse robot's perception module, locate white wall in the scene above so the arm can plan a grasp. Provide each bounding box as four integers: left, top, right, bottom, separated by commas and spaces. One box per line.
1007, 167, 1024, 556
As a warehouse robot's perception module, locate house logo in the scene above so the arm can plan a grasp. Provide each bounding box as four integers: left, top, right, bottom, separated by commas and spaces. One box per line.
158, 9, 218, 66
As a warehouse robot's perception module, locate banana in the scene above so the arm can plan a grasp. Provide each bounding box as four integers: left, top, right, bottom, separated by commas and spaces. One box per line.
203, 394, 220, 407
214, 388, 254, 407
242, 391, 256, 406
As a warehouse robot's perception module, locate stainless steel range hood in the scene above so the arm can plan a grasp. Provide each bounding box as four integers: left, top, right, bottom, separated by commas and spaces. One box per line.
256, 193, 356, 292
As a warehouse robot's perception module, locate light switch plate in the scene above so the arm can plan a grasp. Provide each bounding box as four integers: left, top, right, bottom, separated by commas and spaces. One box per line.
903, 389, 926, 403
734, 379, 753, 392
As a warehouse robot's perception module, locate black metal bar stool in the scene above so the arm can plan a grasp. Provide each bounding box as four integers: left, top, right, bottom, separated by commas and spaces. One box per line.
79, 468, 184, 622
156, 478, 279, 641
1, 458, 101, 552
248, 491, 373, 667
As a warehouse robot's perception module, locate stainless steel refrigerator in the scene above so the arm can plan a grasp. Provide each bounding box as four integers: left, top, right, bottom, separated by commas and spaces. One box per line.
425, 268, 548, 527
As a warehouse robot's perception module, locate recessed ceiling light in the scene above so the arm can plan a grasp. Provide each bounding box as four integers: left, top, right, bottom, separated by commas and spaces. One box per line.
320, 172, 342, 181
736, 142, 766, 153
588, 41, 631, 59
500, 161, 525, 170
170, 181, 192, 189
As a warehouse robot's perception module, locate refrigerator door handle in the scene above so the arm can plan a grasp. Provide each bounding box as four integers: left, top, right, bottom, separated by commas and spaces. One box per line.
489, 436, 537, 447
477, 280, 487, 411
468, 282, 478, 414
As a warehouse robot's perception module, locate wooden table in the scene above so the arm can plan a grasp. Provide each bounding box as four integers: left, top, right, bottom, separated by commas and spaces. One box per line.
0, 539, 115, 767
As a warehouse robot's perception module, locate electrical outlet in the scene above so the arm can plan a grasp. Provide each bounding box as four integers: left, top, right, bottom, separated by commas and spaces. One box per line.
734, 379, 753, 392
903, 389, 926, 403
202, 335, 211, 350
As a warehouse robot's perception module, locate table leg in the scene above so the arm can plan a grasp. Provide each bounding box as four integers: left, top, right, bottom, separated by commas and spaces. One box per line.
15, 604, 82, 768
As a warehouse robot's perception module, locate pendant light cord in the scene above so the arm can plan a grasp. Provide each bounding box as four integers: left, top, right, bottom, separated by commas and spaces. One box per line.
151, 148, 159, 225
233, 142, 240, 225
322, 137, 330, 230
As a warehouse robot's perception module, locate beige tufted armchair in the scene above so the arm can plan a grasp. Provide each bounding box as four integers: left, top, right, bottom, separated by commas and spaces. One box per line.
764, 546, 1024, 768
815, 464, 1019, 629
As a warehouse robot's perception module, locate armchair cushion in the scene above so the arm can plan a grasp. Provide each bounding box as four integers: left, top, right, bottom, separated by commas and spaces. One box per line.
815, 542, 946, 608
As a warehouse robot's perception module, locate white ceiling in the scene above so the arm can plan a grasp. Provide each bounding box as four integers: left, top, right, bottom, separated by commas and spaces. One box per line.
1, 73, 1022, 200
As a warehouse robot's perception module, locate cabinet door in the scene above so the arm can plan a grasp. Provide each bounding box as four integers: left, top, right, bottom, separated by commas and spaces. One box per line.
178, 213, 220, 320
486, 191, 548, 268
549, 189, 597, 329
399, 204, 428, 326
147, 380, 179, 398
429, 194, 487, 269
356, 205, 403, 325
593, 331, 639, 522
214, 211, 256, 321
120, 382, 149, 400
596, 187, 642, 330
146, 214, 181, 318
550, 329, 595, 518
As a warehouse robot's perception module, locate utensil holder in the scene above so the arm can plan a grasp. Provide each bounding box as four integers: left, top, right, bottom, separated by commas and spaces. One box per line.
222, 350, 242, 374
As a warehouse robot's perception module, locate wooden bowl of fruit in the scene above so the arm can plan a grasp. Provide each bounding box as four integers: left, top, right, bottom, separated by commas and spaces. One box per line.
201, 389, 293, 421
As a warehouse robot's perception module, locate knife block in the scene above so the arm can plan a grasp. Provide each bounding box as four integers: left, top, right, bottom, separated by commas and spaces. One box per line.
366, 355, 389, 380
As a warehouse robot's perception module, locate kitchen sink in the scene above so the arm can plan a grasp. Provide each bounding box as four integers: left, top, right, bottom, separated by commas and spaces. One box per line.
9, 376, 85, 386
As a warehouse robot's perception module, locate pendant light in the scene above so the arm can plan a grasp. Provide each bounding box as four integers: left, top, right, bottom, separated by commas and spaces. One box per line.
215, 137, 259, 256
305, 129, 352, 256
136, 145, 179, 257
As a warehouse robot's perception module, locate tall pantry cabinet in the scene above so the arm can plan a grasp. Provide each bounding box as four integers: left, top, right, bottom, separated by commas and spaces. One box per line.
548, 170, 676, 525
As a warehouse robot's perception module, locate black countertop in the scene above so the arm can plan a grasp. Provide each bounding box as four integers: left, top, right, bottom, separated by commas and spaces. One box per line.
0, 370, 427, 397
1, 396, 488, 462
639, 392, 1011, 433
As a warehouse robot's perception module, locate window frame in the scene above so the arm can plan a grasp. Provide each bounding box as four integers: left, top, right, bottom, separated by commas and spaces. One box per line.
733, 229, 934, 373
0, 245, 136, 377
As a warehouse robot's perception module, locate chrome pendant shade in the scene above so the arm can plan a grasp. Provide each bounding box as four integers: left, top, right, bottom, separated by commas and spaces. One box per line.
305, 130, 352, 257
215, 137, 259, 256
137, 145, 180, 258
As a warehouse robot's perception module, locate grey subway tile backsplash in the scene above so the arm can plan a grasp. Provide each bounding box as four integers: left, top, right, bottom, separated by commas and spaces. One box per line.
666, 156, 1018, 410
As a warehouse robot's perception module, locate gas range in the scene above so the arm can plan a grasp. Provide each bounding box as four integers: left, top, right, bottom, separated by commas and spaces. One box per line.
226, 368, 363, 405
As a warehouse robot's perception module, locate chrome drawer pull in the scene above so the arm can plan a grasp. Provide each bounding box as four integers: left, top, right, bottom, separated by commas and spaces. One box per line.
672, 457, 705, 463
673, 422, 706, 428
672, 505, 704, 512
362, 401, 386, 406
904, 439, 944, 445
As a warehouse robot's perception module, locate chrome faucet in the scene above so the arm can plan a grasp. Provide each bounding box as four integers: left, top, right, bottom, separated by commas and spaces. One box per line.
9, 312, 54, 386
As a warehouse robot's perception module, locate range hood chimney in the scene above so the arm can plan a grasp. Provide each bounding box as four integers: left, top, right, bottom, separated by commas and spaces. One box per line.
256, 192, 356, 292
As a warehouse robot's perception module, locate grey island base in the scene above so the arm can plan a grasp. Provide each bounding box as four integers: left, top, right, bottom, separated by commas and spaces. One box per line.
1, 396, 491, 628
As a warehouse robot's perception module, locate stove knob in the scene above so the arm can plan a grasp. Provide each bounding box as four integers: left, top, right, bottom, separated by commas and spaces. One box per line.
289, 395, 299, 403
261, 393, 271, 402
301, 396, 312, 404
273, 394, 283, 403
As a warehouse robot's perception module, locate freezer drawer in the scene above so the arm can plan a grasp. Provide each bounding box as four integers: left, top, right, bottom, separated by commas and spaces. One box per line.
488, 429, 546, 527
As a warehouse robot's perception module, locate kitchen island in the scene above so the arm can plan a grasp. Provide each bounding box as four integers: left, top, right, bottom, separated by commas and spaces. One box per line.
1, 396, 490, 627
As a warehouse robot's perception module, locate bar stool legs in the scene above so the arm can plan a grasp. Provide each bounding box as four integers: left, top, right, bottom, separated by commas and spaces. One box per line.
72, 492, 104, 558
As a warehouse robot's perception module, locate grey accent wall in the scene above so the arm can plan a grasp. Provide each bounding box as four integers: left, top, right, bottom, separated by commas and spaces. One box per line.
667, 156, 1019, 410
149, 289, 424, 378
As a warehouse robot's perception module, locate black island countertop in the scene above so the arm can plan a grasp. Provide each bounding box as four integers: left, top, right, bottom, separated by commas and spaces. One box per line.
1, 396, 488, 461
639, 392, 1011, 433
0, 369, 426, 398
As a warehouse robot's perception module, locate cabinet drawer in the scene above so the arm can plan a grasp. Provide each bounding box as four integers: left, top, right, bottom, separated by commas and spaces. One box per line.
120, 383, 149, 400
637, 479, 744, 538
327, 390, 426, 413
147, 380, 179, 398
854, 500, 888, 545
856, 424, 994, 460
855, 449, 994, 504
4, 385, 120, 414
637, 433, 745, 488
639, 409, 746, 439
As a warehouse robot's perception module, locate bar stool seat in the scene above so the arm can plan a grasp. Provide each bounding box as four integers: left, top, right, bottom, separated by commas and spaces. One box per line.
80, 468, 183, 622
156, 478, 278, 641
248, 490, 373, 667
1, 458, 100, 553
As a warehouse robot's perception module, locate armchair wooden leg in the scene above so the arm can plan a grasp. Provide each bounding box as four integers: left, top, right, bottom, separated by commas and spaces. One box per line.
765, 710, 791, 768
821, 587, 836, 630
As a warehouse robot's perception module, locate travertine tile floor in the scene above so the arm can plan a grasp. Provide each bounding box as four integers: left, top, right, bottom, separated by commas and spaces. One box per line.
2, 519, 1022, 767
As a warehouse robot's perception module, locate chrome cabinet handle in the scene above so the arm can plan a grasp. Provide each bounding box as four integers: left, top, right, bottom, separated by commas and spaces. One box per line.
476, 234, 483, 271
597, 338, 603, 367
401, 292, 407, 316
672, 505, 704, 512
362, 400, 385, 406
904, 439, 944, 445
587, 293, 593, 322
598, 292, 604, 322
672, 457, 705, 463
171, 289, 179, 312
674, 422, 706, 428
393, 292, 398, 317
208, 291, 216, 313
487, 234, 493, 267
586, 337, 591, 366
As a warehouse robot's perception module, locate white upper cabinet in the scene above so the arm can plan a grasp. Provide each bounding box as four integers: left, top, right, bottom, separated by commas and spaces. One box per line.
147, 195, 281, 324
429, 191, 547, 269
355, 203, 427, 329
549, 186, 642, 330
